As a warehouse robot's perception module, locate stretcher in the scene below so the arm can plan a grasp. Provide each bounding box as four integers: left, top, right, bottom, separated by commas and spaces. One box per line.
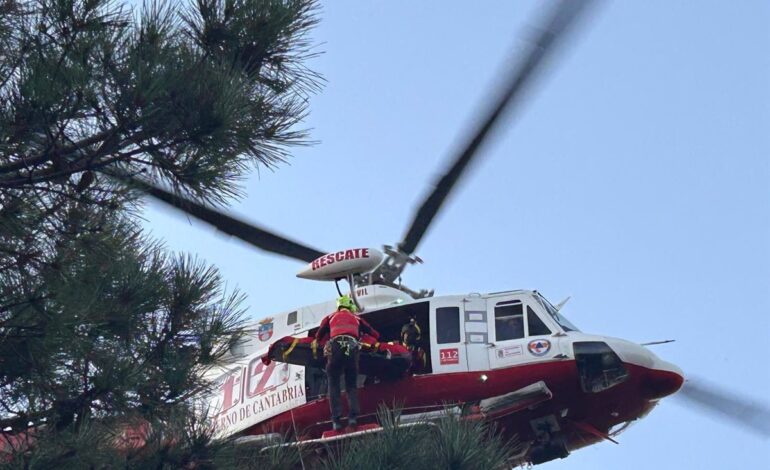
262, 334, 413, 380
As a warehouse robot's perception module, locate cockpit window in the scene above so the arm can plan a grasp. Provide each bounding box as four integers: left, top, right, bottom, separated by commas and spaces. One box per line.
526, 306, 552, 336
536, 293, 580, 332
494, 300, 524, 341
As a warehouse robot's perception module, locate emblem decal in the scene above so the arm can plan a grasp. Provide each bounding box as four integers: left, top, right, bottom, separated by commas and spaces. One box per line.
527, 339, 551, 356
257, 317, 274, 342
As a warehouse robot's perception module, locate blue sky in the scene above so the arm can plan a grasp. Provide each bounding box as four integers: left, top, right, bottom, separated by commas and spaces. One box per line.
143, 1, 770, 468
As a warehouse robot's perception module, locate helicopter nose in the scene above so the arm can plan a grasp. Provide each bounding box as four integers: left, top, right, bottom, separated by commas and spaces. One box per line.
636, 346, 684, 399
643, 364, 684, 399
604, 338, 684, 399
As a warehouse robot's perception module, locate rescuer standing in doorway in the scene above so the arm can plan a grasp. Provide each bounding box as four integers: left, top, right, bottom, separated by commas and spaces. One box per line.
315, 295, 379, 430
401, 316, 426, 373
401, 316, 421, 350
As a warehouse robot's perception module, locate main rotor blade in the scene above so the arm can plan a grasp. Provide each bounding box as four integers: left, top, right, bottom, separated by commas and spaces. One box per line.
399, 0, 595, 255
132, 179, 325, 263
678, 379, 770, 437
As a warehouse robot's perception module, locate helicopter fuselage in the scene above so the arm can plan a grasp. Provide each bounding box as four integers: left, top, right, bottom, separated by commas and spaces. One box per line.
209, 285, 683, 465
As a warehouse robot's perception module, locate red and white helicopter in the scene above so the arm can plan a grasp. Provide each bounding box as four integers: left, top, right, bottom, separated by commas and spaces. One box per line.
136, 0, 770, 466
208, 255, 685, 466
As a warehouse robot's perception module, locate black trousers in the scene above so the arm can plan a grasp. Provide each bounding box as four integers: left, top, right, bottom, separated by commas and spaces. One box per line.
326, 337, 360, 424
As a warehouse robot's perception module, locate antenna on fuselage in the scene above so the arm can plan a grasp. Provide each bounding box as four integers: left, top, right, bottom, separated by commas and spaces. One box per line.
555, 296, 571, 311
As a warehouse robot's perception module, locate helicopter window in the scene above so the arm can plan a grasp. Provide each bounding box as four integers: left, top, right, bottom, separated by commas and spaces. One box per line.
436, 307, 461, 344
287, 311, 297, 325
527, 306, 552, 336
494, 301, 524, 341
536, 294, 580, 332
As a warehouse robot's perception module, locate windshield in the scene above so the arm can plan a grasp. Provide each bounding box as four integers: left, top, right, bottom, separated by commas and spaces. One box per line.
536, 292, 580, 332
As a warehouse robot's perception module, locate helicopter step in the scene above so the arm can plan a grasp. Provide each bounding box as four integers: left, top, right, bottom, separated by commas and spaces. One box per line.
476, 380, 553, 418
262, 422, 435, 451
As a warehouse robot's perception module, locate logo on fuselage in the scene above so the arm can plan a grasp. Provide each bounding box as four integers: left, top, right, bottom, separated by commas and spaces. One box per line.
257, 318, 274, 342
527, 339, 551, 356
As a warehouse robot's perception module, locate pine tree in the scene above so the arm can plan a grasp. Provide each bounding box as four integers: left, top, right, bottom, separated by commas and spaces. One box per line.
1, 194, 247, 467
0, 0, 320, 200
317, 407, 519, 470
0, 0, 320, 466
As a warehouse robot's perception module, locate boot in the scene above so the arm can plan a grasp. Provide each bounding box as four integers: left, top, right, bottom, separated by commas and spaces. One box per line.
332, 420, 343, 431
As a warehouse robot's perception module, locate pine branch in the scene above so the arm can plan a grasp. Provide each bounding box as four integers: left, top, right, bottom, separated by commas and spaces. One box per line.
0, 1, 318, 464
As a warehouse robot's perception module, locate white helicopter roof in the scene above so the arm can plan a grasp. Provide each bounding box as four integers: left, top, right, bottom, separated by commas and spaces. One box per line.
226, 285, 415, 361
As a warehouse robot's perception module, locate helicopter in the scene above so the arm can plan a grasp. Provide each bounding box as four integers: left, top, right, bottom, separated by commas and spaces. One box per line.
134, 0, 770, 467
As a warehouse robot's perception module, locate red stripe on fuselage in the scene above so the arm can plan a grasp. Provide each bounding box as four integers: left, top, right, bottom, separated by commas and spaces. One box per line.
245, 360, 681, 449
